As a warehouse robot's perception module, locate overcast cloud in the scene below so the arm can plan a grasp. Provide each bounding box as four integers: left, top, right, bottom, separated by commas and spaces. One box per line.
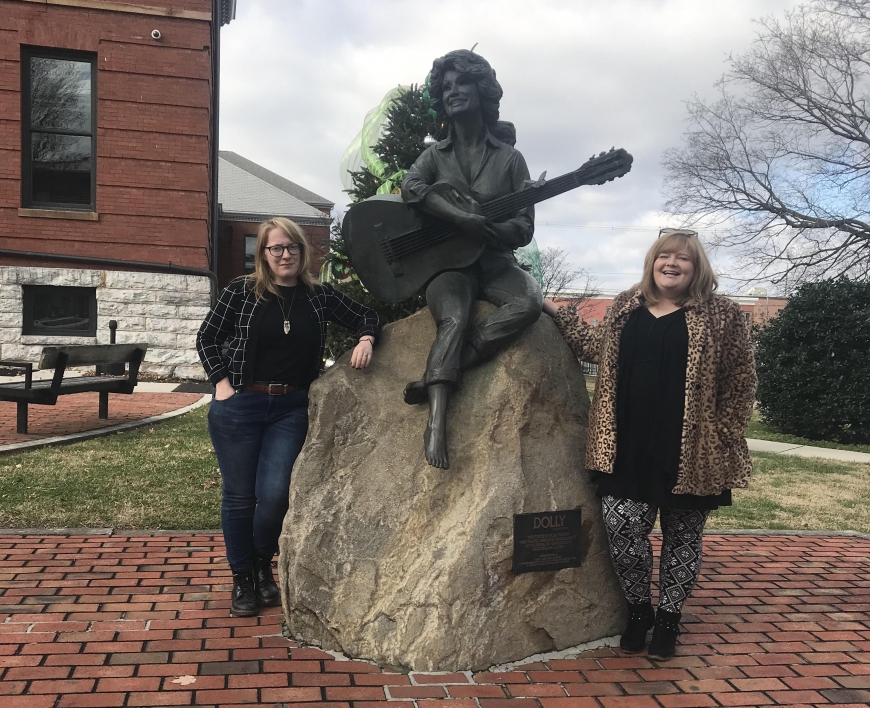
219, 0, 800, 294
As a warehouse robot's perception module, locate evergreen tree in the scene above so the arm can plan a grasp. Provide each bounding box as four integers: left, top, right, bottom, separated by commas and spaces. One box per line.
347, 84, 447, 202
325, 85, 448, 360
755, 278, 870, 444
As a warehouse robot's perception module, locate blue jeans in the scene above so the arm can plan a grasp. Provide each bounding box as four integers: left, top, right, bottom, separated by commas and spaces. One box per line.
207, 389, 309, 572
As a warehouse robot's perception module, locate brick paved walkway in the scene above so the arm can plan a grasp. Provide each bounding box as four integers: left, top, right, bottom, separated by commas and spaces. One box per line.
1, 532, 869, 708
0, 393, 204, 445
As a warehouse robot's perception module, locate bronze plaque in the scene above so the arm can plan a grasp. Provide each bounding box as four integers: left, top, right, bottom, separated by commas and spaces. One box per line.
512, 509, 582, 574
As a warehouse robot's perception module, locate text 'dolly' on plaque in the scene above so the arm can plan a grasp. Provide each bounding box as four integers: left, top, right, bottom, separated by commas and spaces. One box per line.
512, 509, 582, 574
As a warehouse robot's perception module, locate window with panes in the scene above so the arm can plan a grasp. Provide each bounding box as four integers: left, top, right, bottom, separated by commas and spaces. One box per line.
21, 48, 96, 210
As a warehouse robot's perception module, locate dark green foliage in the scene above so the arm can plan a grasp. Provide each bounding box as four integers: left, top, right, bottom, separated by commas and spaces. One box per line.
347, 84, 448, 203
326, 85, 448, 359
755, 278, 870, 444
324, 222, 426, 361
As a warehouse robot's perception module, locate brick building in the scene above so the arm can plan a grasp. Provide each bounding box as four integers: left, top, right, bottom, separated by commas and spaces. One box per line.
0, 0, 236, 378
216, 150, 333, 288
555, 290, 788, 326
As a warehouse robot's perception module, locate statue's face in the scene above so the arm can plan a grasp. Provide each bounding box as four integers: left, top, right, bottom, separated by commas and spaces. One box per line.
442, 69, 481, 120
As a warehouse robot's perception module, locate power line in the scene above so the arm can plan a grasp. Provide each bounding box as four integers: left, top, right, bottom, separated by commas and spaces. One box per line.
538, 222, 725, 237
538, 223, 663, 231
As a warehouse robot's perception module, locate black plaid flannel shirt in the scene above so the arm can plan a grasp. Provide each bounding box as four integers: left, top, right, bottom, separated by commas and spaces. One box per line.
196, 278, 381, 388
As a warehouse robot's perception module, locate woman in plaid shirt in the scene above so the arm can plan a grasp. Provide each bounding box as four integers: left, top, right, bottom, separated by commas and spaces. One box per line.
197, 217, 380, 617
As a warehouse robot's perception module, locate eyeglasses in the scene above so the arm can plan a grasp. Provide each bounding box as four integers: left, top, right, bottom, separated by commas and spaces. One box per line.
658, 228, 698, 239
265, 244, 302, 257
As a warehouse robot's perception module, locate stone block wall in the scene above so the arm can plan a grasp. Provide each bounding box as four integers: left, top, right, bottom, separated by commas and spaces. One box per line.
0, 266, 211, 379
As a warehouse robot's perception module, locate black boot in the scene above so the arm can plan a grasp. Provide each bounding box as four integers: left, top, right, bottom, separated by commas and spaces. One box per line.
620, 601, 655, 653
647, 608, 681, 660
253, 555, 280, 607
230, 570, 258, 617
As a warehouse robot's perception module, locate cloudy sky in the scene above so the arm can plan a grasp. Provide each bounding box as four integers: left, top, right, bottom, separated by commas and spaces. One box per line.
219, 0, 800, 295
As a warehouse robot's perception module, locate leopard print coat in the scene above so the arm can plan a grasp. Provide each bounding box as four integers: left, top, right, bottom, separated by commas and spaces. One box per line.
553, 288, 757, 496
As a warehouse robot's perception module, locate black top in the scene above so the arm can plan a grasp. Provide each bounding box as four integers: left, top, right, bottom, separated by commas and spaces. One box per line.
596, 307, 732, 510
197, 279, 380, 388
252, 285, 319, 388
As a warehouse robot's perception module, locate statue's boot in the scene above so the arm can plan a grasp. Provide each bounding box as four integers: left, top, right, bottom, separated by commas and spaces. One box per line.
403, 380, 428, 405
406, 340, 483, 405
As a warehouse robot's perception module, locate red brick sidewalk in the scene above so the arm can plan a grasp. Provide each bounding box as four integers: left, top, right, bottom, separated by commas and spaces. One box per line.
1, 533, 869, 708
0, 393, 204, 445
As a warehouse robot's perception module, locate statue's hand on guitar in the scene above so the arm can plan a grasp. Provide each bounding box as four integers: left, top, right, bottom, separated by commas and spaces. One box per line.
435, 184, 506, 248
342, 147, 634, 303
439, 184, 483, 216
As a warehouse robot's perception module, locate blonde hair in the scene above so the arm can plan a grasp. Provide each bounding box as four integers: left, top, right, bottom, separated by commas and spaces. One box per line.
639, 231, 718, 306
246, 217, 318, 301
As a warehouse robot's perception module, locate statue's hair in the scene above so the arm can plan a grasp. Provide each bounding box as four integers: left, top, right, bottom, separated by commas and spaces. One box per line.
429, 49, 503, 128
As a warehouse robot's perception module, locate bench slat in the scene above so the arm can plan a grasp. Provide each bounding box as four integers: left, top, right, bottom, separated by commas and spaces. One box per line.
0, 378, 135, 403
39, 344, 148, 368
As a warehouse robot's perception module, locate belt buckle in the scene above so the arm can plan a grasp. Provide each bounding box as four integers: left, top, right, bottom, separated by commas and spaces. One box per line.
267, 383, 284, 395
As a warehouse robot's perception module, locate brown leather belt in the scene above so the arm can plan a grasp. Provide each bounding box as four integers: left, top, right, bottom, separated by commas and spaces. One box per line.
243, 383, 299, 395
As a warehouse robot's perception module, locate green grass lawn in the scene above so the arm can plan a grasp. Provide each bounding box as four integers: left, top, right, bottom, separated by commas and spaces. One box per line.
710, 452, 870, 533
0, 405, 221, 530
1, 403, 868, 532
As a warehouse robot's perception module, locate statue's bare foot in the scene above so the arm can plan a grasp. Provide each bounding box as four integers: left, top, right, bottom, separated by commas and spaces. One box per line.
403, 380, 427, 405
424, 423, 449, 469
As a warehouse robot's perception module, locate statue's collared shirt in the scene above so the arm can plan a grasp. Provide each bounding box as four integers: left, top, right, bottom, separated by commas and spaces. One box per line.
401, 128, 534, 250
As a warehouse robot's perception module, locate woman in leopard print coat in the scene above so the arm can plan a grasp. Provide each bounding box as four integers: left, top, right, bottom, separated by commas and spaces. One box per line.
543, 230, 756, 661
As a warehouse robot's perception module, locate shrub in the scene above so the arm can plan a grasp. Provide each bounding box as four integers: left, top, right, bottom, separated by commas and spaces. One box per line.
755, 278, 870, 444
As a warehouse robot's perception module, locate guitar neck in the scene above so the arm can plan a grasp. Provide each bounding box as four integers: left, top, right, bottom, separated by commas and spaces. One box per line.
382, 150, 631, 262
480, 172, 578, 221
383, 172, 584, 263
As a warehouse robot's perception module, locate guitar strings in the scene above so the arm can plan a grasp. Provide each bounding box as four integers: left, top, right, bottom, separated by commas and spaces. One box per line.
386, 157, 624, 258
384, 159, 622, 260
387, 173, 581, 258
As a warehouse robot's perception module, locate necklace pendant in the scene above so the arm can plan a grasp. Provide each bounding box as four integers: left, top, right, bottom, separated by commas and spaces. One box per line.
283, 320, 291, 335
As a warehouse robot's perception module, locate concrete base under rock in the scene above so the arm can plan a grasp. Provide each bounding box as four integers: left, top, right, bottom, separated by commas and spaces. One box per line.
279, 305, 625, 671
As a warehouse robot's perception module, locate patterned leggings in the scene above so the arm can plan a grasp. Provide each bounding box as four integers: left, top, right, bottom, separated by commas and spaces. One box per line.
601, 496, 709, 613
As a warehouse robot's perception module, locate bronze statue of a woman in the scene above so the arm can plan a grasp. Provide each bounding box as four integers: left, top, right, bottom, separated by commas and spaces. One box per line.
401, 50, 543, 469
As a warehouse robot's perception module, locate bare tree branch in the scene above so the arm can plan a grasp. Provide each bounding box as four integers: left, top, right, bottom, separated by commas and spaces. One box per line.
540, 247, 602, 316
540, 247, 583, 298
663, 0, 870, 285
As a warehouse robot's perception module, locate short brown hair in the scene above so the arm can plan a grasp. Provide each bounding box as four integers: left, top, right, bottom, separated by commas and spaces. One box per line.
639, 231, 718, 306
247, 217, 318, 301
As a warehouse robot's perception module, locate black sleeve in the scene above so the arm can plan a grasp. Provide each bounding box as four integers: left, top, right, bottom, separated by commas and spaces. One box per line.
196, 281, 241, 385
322, 284, 381, 343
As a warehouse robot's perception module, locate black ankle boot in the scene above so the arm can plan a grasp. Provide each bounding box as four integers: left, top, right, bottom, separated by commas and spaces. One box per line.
253, 555, 280, 607
620, 601, 655, 653
648, 608, 681, 660
230, 570, 258, 617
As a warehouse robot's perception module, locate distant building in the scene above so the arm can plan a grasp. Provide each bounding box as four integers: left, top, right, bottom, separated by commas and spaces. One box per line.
217, 151, 333, 287
0, 0, 238, 378
553, 290, 788, 327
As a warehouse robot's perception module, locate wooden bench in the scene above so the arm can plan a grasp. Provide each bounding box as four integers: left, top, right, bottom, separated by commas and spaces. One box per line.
0, 343, 148, 434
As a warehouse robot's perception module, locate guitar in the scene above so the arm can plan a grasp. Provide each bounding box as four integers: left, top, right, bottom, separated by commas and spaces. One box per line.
342, 148, 633, 302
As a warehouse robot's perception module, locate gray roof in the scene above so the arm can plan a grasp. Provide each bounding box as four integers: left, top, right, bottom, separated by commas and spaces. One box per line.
219, 151, 333, 209
218, 156, 331, 224
219, 0, 237, 26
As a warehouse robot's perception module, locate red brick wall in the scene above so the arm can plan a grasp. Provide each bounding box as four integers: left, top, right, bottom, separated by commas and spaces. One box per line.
218, 219, 332, 289
552, 294, 789, 327
552, 295, 614, 324
0, 0, 214, 270
752, 298, 788, 326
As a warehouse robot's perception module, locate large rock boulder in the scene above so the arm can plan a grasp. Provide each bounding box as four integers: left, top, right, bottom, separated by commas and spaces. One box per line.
279, 305, 624, 671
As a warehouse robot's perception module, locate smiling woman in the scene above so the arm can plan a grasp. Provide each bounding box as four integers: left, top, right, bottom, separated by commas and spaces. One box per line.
542, 229, 756, 661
